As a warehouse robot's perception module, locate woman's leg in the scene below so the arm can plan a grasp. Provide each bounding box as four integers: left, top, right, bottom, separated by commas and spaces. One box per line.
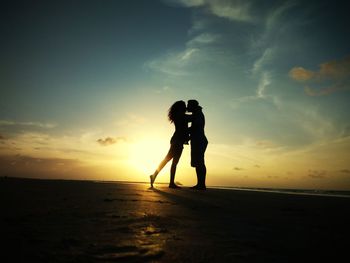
155, 155, 172, 176
169, 159, 179, 186
169, 145, 183, 188
150, 148, 173, 187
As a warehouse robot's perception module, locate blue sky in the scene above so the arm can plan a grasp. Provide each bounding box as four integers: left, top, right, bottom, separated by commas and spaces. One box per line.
1, 0, 350, 189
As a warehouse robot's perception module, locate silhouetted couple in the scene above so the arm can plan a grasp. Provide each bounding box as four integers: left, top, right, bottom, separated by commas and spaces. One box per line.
150, 100, 208, 190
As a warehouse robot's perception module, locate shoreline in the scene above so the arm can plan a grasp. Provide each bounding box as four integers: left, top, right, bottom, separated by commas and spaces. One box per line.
2, 176, 350, 198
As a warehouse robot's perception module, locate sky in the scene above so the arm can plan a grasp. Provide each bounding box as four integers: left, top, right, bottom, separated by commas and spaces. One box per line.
1, 0, 350, 190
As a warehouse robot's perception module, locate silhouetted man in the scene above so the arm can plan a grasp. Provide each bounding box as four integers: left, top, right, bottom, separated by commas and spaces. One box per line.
187, 100, 208, 190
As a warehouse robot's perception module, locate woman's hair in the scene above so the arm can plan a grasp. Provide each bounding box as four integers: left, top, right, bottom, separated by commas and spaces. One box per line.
168, 100, 186, 123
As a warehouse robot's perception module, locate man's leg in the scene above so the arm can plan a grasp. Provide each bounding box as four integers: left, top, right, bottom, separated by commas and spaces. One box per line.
191, 140, 207, 190
196, 165, 206, 189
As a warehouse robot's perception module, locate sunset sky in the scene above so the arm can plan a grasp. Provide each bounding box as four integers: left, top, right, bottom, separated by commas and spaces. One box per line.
1, 0, 350, 190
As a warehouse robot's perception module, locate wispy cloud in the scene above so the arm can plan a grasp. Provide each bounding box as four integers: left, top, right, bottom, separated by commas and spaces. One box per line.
187, 33, 220, 46
0, 130, 126, 163
208, 0, 252, 22
0, 154, 88, 179
173, 0, 253, 22
265, 1, 297, 30
247, 1, 297, 102
154, 1, 275, 76
172, 0, 205, 7
252, 48, 273, 75
308, 170, 326, 179
289, 56, 350, 96
146, 48, 199, 76
153, 85, 172, 94
0, 120, 57, 129
180, 48, 199, 61
256, 140, 278, 149
256, 71, 271, 98
230, 73, 271, 107
290, 104, 337, 144
304, 83, 349, 97
115, 113, 147, 128
96, 136, 126, 146
146, 32, 221, 75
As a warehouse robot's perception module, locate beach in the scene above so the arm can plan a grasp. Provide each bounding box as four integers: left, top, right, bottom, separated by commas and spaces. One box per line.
1, 178, 349, 262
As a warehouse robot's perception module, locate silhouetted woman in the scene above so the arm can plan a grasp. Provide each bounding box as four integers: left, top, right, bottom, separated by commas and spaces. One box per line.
150, 101, 189, 188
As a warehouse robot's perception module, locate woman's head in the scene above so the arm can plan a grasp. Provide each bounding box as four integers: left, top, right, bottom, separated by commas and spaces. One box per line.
168, 100, 186, 123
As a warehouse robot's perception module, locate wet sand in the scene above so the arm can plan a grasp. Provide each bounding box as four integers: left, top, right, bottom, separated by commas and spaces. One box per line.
1, 177, 349, 262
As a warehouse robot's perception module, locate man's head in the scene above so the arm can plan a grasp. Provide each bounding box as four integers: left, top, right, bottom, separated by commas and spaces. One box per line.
187, 99, 199, 112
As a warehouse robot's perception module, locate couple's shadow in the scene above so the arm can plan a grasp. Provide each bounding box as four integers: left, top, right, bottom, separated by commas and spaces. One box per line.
148, 186, 211, 211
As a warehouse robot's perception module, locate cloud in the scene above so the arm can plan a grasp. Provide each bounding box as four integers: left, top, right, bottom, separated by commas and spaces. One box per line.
153, 85, 172, 94
174, 0, 205, 7
97, 136, 126, 146
304, 83, 348, 97
308, 170, 326, 179
0, 130, 128, 166
265, 1, 297, 30
289, 56, 350, 96
0, 134, 5, 140
288, 67, 315, 81
187, 33, 220, 46
209, 0, 252, 22
146, 32, 222, 75
233, 167, 244, 171
252, 48, 273, 75
146, 48, 200, 76
0, 154, 89, 179
151, 1, 255, 76
256, 71, 271, 98
247, 48, 274, 103
339, 169, 350, 174
180, 48, 199, 61
115, 113, 147, 128
318, 57, 350, 79
0, 120, 57, 129
256, 140, 278, 149
230, 71, 272, 108
1, 154, 80, 167
173, 0, 253, 22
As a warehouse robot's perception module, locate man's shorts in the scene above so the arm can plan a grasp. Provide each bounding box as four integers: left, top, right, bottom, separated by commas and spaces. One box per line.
190, 139, 208, 167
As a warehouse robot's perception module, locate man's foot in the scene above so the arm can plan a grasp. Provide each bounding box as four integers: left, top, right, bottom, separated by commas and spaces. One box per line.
169, 183, 181, 189
150, 174, 155, 188
190, 185, 206, 190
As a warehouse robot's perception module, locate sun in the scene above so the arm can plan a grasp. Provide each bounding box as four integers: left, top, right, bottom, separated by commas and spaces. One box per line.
128, 137, 168, 175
